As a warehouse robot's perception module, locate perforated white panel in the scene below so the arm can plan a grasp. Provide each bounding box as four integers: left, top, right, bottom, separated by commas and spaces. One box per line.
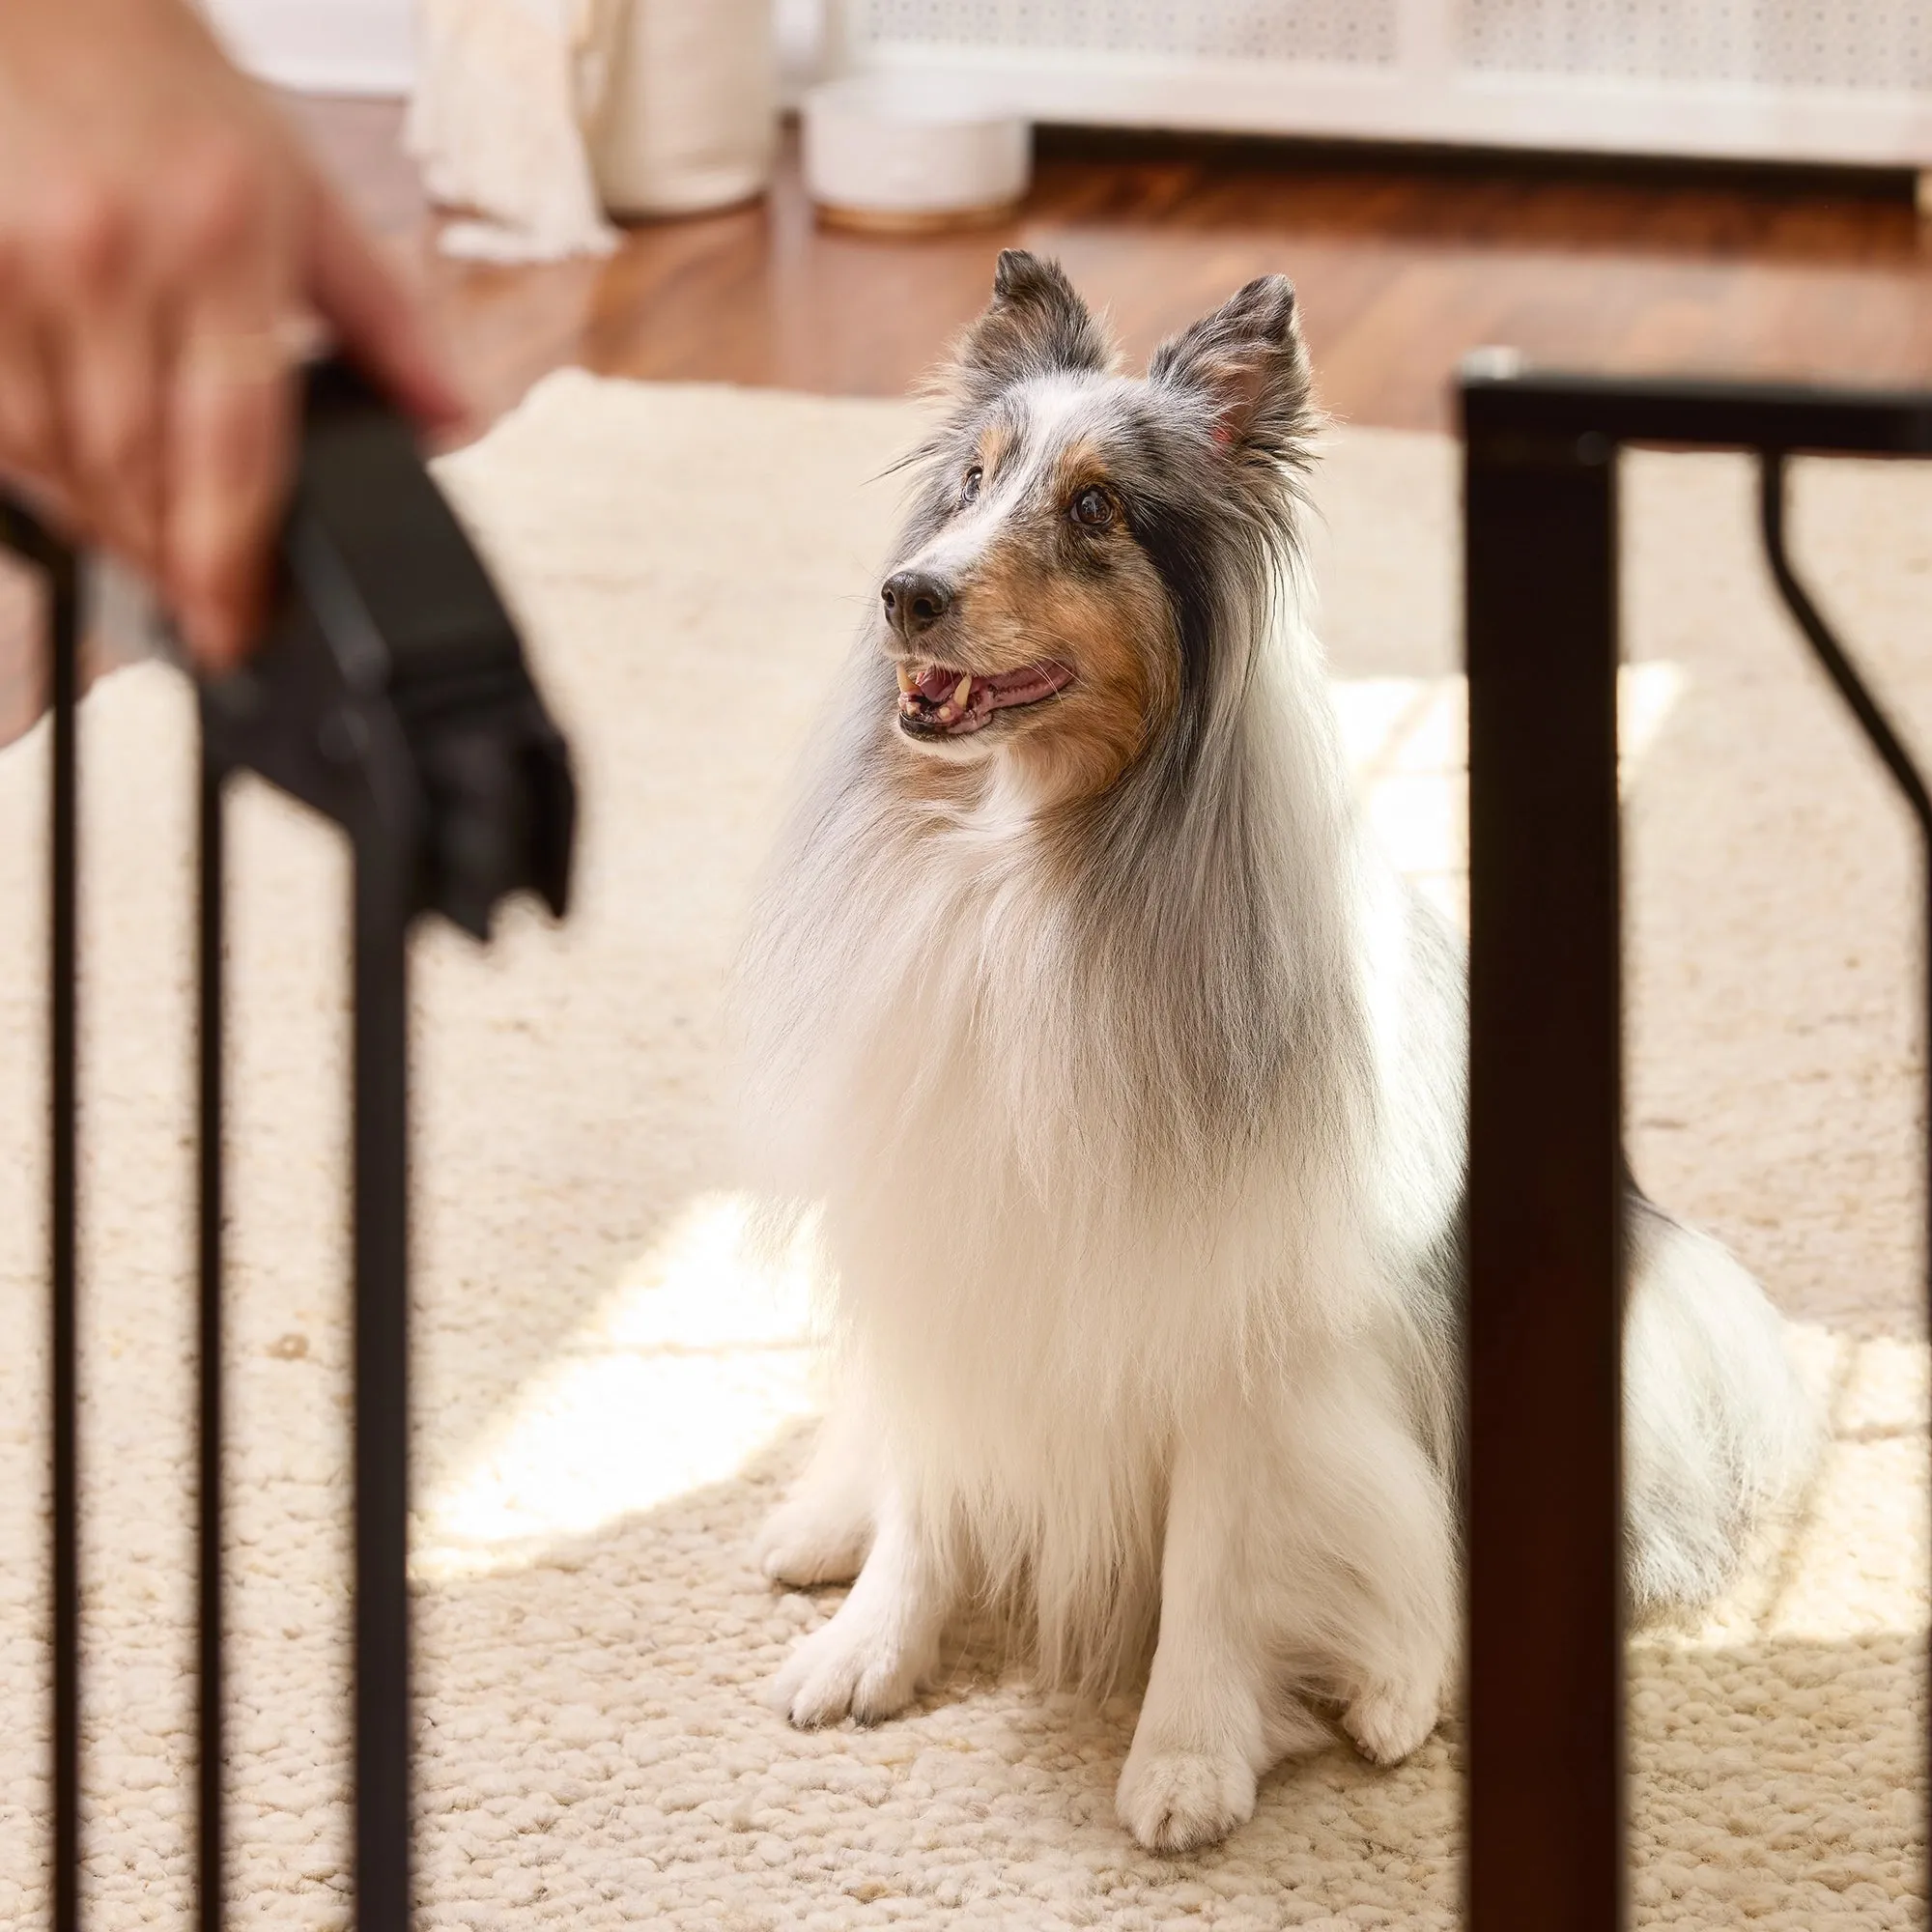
837, 0, 1932, 168
1466, 0, 1932, 93
854, 0, 1399, 67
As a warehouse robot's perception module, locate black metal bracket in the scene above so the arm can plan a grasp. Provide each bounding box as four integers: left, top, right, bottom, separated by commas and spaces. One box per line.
1463, 366, 1932, 1932
5, 356, 576, 1932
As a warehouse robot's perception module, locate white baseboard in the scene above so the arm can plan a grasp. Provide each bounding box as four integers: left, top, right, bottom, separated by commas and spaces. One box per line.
203, 0, 415, 96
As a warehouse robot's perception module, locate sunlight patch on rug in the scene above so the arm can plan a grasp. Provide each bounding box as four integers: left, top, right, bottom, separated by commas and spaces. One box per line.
415, 1194, 820, 1580
1330, 662, 1685, 924
1680, 1323, 1929, 1649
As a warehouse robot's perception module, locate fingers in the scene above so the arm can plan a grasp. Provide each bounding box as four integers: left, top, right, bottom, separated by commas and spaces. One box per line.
308, 183, 468, 433
0, 0, 349, 665
1, 203, 295, 668
0, 297, 69, 517
0, 137, 462, 670
156, 141, 299, 670
54, 279, 165, 572
0, 185, 168, 578
162, 317, 297, 671
165, 170, 467, 669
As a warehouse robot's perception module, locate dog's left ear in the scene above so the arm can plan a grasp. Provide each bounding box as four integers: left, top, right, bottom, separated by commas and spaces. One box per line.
1150, 275, 1315, 461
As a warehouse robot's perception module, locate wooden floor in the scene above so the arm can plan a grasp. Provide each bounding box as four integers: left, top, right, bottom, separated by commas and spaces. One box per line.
286, 96, 1932, 436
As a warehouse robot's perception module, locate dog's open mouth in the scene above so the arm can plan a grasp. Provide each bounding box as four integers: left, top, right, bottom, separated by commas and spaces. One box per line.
895, 660, 1076, 737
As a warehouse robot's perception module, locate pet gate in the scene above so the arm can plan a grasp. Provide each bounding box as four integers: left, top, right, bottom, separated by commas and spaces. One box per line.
11, 353, 1930, 1928
6, 356, 576, 1932
1463, 366, 1932, 1928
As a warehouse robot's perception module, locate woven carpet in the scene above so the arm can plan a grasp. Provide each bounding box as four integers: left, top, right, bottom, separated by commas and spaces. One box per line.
0, 372, 1925, 1929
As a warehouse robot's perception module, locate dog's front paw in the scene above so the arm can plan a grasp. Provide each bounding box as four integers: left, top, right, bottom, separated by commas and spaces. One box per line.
1116, 1742, 1257, 1853
753, 1495, 867, 1588
1342, 1677, 1438, 1766
770, 1605, 925, 1728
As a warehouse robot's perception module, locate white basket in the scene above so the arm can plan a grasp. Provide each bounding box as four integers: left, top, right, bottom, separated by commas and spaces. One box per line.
591, 0, 779, 217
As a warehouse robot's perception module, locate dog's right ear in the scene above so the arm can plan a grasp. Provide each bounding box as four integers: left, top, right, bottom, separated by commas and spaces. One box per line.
944, 250, 1113, 401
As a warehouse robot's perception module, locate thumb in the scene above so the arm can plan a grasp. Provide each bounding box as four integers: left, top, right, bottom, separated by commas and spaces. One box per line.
304, 180, 468, 432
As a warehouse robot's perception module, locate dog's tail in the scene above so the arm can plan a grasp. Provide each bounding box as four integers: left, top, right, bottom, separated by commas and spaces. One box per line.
1621, 1192, 1820, 1615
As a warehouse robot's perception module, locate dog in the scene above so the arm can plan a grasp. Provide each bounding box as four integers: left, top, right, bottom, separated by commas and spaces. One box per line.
738, 251, 1817, 1852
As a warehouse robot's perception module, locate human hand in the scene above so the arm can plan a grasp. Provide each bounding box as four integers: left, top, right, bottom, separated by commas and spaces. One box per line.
0, 0, 466, 670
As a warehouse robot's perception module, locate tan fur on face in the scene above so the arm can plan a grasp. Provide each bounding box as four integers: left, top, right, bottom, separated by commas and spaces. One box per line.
894, 446, 1180, 809
975, 419, 1017, 478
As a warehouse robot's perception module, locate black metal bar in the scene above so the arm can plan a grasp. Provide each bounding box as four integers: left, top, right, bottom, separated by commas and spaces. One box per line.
197, 745, 225, 1932
1757, 458, 1932, 838
352, 846, 412, 1932
49, 539, 81, 1932
1463, 368, 1932, 458
1755, 453, 1932, 1908
1463, 411, 1626, 1932
1462, 363, 1932, 1931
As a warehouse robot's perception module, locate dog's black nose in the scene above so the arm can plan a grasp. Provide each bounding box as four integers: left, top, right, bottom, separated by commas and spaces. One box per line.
882, 571, 952, 638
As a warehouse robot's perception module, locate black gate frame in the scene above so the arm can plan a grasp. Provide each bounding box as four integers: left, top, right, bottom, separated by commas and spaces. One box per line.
13, 356, 1930, 1927
1463, 367, 1932, 1930
6, 358, 574, 1932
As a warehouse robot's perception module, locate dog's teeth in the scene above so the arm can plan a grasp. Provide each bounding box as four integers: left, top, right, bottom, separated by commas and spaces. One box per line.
952, 673, 973, 708
895, 664, 915, 695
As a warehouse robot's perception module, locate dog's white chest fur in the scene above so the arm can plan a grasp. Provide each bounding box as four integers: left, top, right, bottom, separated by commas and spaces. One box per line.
753, 775, 1406, 1693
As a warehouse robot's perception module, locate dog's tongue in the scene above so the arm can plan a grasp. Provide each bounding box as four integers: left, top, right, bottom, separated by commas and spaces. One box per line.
899, 661, 1078, 730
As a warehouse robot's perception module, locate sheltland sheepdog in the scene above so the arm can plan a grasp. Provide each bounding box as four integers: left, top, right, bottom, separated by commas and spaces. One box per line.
740, 251, 1815, 1852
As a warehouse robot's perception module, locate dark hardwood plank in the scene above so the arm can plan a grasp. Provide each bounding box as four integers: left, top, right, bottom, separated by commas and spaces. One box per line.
280, 95, 1932, 434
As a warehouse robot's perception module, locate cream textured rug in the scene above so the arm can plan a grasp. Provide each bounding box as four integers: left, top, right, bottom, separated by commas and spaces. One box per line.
0, 373, 1926, 1929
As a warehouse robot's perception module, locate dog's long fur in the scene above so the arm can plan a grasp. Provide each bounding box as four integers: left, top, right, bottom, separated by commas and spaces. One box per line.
740, 253, 1817, 1851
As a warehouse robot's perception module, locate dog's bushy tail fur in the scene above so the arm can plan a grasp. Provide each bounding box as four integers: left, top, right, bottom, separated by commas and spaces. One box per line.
1623, 1194, 1818, 1611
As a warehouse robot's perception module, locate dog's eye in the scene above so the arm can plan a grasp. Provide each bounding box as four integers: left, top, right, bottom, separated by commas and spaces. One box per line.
961, 465, 983, 506
1069, 486, 1115, 529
